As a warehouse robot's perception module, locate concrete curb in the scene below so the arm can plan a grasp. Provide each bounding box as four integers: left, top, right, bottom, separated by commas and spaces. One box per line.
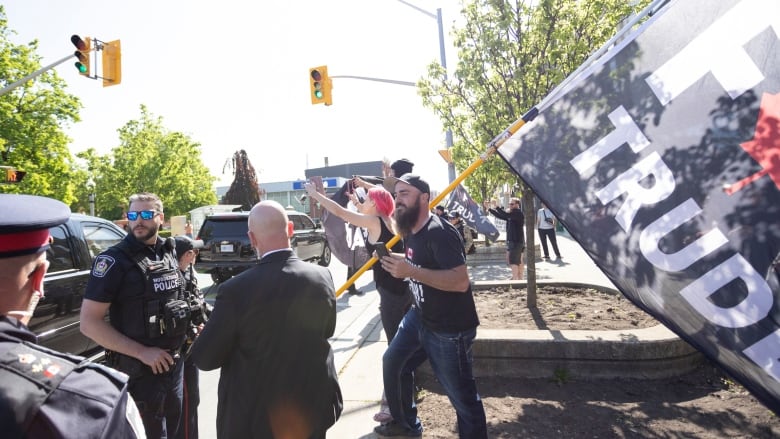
421, 280, 703, 380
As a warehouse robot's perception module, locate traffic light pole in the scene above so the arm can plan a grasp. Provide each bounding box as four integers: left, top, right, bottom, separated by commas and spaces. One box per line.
0, 53, 75, 97
329, 75, 415, 87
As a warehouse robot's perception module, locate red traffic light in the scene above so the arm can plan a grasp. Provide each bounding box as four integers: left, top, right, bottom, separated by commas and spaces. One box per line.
311, 70, 322, 82
71, 35, 88, 51
70, 35, 91, 76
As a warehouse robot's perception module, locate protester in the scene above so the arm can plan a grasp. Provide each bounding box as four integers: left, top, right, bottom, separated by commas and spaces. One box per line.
536, 203, 562, 261
191, 200, 342, 439
1, 194, 144, 438
448, 211, 474, 256
184, 220, 193, 239
377, 174, 488, 438
305, 181, 413, 423
81, 192, 186, 438
434, 205, 447, 218
489, 198, 525, 280
174, 236, 208, 439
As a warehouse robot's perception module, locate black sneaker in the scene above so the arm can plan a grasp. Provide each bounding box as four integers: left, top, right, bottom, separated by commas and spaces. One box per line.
374, 421, 422, 438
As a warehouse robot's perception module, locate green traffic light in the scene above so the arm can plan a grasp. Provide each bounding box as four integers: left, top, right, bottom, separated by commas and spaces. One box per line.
314, 90, 323, 99
76, 62, 87, 73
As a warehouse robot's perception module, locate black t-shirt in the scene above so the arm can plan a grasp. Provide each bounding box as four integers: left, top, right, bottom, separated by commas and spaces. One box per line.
405, 215, 479, 332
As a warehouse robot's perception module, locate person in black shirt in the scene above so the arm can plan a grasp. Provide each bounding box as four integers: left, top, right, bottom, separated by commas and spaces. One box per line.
81, 192, 186, 438
490, 198, 525, 280
0, 194, 144, 438
376, 174, 487, 439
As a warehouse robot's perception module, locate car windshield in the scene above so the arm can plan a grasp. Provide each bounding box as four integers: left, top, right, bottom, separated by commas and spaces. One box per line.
199, 218, 248, 240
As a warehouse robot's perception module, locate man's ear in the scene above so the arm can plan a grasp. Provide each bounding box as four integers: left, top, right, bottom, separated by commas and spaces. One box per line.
287, 221, 294, 238
31, 260, 49, 295
248, 230, 258, 248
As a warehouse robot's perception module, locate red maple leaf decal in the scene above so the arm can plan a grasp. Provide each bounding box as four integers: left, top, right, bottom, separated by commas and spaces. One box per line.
725, 92, 780, 195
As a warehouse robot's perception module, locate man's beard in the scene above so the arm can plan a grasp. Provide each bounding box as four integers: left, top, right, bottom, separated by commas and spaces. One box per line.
133, 223, 159, 242
395, 196, 422, 237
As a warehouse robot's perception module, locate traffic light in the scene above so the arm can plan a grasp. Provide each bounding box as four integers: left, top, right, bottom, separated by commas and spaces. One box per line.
71, 35, 91, 77
309, 66, 333, 106
101, 39, 122, 87
2, 166, 26, 184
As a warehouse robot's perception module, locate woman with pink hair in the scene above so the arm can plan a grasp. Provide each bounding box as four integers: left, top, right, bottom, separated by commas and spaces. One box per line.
304, 182, 413, 423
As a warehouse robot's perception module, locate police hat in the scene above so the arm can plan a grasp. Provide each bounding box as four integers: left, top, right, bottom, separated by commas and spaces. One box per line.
174, 235, 204, 257
0, 194, 70, 259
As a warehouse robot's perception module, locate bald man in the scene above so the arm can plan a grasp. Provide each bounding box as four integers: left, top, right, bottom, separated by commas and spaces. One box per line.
191, 201, 342, 439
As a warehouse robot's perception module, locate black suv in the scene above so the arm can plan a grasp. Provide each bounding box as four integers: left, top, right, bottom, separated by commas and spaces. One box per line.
30, 214, 127, 360
195, 210, 331, 283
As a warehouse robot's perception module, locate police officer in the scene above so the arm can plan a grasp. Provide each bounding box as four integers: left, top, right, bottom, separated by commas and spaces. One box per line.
81, 192, 187, 439
0, 194, 145, 438
173, 235, 207, 439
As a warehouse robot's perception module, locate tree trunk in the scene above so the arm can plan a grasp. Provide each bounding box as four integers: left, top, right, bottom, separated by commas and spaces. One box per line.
522, 187, 537, 308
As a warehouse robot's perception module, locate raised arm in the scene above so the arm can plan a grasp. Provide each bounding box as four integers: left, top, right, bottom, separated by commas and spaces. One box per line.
303, 182, 377, 230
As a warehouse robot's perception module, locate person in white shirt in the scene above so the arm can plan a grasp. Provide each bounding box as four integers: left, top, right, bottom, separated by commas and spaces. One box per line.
536, 203, 561, 261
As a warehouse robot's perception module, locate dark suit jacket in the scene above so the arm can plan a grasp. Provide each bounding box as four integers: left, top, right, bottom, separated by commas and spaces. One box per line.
191, 250, 342, 438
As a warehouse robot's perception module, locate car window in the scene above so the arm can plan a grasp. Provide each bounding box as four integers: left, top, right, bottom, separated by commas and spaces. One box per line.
83, 223, 125, 259
298, 215, 315, 230
200, 219, 248, 240
47, 225, 75, 273
290, 215, 306, 231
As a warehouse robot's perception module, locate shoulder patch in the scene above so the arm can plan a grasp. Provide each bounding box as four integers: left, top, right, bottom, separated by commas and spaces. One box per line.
92, 255, 116, 278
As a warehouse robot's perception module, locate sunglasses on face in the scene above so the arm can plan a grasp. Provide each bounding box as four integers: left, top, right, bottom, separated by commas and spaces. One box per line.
127, 210, 159, 221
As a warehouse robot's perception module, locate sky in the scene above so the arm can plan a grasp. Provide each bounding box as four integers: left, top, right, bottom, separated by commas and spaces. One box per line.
3, 0, 460, 191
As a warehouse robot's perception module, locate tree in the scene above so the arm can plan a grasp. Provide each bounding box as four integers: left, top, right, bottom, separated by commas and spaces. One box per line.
0, 6, 82, 202
97, 105, 217, 219
222, 150, 263, 211
418, 0, 649, 306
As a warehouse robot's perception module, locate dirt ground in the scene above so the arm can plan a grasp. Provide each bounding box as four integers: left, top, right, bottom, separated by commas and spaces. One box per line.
414, 286, 780, 438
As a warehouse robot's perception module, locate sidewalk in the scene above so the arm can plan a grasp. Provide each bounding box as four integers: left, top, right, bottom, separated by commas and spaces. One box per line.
328, 231, 617, 438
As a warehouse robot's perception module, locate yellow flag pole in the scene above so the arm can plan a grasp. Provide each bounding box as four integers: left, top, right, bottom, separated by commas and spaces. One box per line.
335, 107, 538, 297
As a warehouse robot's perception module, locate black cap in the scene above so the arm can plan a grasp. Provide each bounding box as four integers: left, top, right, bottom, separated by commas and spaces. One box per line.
0, 194, 70, 258
383, 173, 430, 195
174, 235, 204, 257
448, 211, 460, 219
390, 158, 414, 177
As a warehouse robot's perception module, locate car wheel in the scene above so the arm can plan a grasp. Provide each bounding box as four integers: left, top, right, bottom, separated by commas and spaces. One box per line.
318, 242, 331, 267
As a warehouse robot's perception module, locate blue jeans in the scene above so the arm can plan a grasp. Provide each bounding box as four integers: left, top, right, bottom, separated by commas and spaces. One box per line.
383, 307, 487, 438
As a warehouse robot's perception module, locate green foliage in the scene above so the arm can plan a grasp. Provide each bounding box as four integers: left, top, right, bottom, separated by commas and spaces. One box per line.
95, 105, 217, 219
0, 6, 82, 202
418, 0, 649, 201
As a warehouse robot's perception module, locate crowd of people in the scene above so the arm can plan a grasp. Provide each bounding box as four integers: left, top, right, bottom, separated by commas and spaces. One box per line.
1, 156, 566, 439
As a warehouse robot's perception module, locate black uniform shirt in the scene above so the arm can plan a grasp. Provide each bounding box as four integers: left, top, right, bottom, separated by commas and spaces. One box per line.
0, 316, 144, 438
85, 233, 184, 349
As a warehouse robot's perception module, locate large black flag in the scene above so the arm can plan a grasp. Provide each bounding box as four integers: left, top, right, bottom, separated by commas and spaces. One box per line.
446, 184, 501, 242
499, 0, 780, 411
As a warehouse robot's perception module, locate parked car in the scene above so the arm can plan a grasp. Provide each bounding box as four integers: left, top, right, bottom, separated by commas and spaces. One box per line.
195, 210, 331, 284
29, 214, 127, 360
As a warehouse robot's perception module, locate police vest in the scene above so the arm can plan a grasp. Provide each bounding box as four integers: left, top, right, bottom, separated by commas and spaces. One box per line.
117, 238, 189, 344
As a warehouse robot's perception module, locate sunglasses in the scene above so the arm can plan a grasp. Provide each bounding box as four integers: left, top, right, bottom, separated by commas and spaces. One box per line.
127, 210, 159, 221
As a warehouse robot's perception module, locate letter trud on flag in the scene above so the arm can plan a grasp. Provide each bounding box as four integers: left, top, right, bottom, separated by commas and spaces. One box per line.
445, 184, 500, 242
497, 0, 780, 413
